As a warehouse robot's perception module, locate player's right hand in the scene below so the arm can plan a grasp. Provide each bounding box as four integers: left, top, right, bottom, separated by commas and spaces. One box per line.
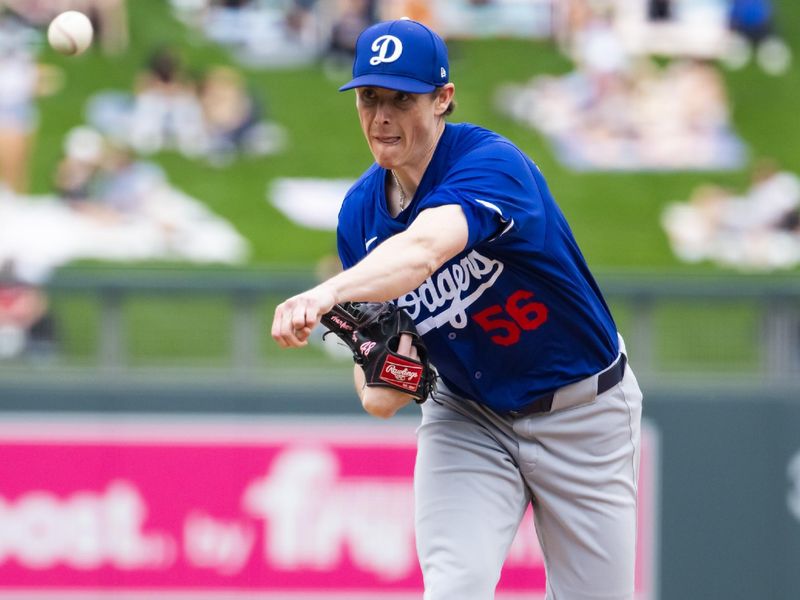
271, 284, 337, 348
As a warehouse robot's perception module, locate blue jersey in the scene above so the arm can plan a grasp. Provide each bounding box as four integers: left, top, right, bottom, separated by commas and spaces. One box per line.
337, 123, 618, 413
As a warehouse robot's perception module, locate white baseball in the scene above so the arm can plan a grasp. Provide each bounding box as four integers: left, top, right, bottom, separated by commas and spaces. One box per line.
47, 11, 94, 56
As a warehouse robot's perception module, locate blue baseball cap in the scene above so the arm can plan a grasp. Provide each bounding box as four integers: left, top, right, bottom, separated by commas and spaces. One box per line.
339, 19, 449, 93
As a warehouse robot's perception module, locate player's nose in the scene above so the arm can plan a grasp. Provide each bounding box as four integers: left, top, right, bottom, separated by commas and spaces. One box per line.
373, 101, 393, 124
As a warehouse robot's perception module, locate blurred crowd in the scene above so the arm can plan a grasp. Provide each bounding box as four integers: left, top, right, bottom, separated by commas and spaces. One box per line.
498, 0, 791, 172
499, 57, 743, 171
86, 46, 287, 164
171, 0, 328, 68
169, 0, 555, 70
0, 0, 798, 361
0, 3, 252, 361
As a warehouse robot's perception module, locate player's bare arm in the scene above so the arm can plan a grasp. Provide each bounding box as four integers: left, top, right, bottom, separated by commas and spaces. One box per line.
271, 203, 468, 348
353, 334, 420, 418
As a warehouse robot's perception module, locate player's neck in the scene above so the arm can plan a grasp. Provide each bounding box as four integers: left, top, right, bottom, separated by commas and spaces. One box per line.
387, 170, 408, 217
389, 121, 446, 215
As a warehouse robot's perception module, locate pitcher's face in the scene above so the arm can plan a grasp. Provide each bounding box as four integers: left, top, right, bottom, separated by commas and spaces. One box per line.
355, 87, 448, 172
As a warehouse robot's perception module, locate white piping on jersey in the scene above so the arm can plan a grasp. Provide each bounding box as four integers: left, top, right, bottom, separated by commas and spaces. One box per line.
365, 236, 378, 251
475, 198, 503, 215
495, 218, 515, 238
476, 199, 514, 240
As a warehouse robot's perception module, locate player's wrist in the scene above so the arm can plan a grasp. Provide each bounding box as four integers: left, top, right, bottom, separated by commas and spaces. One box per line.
313, 282, 339, 313
361, 385, 413, 419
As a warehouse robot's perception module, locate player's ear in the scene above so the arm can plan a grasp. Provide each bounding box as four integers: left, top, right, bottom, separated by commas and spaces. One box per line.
434, 83, 455, 116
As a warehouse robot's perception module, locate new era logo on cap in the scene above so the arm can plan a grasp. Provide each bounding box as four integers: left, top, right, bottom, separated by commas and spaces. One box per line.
339, 19, 449, 94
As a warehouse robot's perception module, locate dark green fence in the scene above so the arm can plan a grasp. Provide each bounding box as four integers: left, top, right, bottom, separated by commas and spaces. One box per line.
9, 269, 796, 385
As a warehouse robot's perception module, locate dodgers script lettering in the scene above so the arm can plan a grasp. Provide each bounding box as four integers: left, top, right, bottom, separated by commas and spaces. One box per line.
398, 250, 504, 334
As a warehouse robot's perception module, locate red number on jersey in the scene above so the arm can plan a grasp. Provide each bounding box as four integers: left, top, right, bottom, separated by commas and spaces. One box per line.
473, 305, 520, 346
506, 290, 548, 330
472, 290, 549, 346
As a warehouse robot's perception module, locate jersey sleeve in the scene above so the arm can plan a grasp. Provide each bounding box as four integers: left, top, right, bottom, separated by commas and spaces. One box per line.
336, 195, 363, 270
336, 225, 359, 270
416, 140, 546, 251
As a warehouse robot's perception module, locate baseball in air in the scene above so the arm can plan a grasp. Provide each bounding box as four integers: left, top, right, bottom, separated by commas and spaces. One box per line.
47, 11, 93, 56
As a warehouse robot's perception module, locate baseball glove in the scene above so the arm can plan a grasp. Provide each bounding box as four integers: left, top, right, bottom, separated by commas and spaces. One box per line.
320, 302, 435, 403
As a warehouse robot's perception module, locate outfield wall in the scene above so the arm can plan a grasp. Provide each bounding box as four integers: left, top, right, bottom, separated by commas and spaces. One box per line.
0, 381, 798, 600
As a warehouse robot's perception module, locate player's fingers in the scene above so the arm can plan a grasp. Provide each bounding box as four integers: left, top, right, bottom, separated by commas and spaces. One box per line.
271, 304, 290, 348
303, 303, 320, 329
273, 301, 307, 348
285, 309, 309, 347
293, 326, 312, 344
291, 302, 311, 331
397, 333, 412, 357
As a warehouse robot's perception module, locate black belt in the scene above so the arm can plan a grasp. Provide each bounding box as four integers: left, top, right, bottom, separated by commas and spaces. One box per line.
508, 353, 627, 418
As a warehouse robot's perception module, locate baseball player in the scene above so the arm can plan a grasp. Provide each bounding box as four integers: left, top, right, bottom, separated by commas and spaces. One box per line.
272, 18, 643, 600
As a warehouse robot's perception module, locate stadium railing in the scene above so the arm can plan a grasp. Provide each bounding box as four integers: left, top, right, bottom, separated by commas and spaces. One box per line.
3, 269, 799, 387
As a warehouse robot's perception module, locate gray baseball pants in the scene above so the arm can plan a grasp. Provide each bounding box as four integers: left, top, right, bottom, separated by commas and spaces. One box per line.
414, 350, 643, 600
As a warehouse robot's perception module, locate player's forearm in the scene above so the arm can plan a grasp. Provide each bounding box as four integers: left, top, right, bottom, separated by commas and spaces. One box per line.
324, 232, 440, 304
353, 365, 413, 418
271, 206, 467, 349
323, 205, 468, 304
353, 364, 366, 402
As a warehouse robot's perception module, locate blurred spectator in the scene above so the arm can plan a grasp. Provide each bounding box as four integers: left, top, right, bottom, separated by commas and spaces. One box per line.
745, 159, 800, 231
726, 0, 792, 75
198, 65, 285, 165
128, 46, 208, 157
0, 14, 60, 194
648, 0, 671, 21
286, 0, 318, 40
572, 8, 628, 80
54, 125, 105, 206
54, 125, 170, 221
92, 144, 170, 216
558, 0, 610, 58
729, 0, 773, 44
662, 160, 800, 270
380, 0, 430, 23
0, 259, 57, 361
327, 0, 374, 61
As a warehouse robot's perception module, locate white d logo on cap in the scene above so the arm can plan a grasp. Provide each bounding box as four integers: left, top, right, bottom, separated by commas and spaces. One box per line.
370, 35, 403, 66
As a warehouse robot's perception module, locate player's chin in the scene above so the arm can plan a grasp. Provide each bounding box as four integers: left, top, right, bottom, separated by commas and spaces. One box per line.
369, 144, 403, 168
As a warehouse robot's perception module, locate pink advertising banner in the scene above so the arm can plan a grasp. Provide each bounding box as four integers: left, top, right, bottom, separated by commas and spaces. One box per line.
0, 416, 658, 599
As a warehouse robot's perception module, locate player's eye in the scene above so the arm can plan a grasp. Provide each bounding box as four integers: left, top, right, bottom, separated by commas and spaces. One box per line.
394, 92, 411, 104
359, 88, 377, 103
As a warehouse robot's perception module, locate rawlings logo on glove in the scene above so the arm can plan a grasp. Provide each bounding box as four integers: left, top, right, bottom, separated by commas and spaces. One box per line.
320, 302, 436, 403
381, 356, 422, 390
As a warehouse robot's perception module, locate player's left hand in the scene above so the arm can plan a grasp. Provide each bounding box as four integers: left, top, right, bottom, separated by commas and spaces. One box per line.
271, 284, 337, 348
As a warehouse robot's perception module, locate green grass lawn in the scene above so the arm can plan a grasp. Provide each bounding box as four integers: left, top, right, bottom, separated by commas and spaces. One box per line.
30, 0, 800, 272
23, 0, 800, 366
